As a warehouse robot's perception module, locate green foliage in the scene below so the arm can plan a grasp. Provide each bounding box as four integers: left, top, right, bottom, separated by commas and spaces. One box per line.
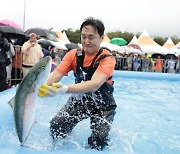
106, 31, 134, 44
154, 36, 167, 46
64, 29, 80, 43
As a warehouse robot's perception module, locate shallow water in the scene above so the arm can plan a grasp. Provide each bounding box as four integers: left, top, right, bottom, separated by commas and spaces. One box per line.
0, 71, 180, 154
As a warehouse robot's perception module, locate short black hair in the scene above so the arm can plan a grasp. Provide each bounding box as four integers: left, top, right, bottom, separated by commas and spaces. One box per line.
80, 17, 105, 37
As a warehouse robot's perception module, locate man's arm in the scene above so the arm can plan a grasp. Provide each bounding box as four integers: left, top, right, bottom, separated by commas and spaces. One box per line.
67, 72, 106, 93
21, 43, 34, 54
46, 70, 64, 85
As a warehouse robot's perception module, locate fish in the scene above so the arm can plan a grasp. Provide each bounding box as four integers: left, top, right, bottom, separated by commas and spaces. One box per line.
8, 56, 52, 146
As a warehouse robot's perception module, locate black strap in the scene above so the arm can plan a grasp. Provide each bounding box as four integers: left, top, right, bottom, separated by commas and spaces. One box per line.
89, 48, 103, 68
76, 49, 84, 74
93, 54, 112, 68
75, 48, 113, 81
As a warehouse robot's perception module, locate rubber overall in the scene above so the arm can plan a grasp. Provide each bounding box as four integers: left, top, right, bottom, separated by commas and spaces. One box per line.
50, 48, 117, 150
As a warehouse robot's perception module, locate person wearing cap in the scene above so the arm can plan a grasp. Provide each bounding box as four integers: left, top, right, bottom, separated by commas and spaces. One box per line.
21, 33, 43, 77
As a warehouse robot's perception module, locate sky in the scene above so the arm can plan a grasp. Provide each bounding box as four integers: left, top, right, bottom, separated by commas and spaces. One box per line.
1, 0, 180, 38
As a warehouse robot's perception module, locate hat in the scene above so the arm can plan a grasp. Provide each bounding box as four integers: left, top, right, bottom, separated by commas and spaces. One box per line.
30, 33, 37, 37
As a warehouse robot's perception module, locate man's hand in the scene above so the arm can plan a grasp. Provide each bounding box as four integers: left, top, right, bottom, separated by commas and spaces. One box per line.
31, 42, 35, 47
38, 83, 68, 97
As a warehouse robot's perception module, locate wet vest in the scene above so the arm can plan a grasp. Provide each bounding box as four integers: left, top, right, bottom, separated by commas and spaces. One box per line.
74, 48, 117, 109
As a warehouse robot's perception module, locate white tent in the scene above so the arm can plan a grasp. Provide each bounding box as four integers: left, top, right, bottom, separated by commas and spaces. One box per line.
163, 37, 175, 49
166, 47, 180, 56
128, 35, 138, 45
62, 31, 70, 43
136, 30, 167, 55
176, 41, 180, 48
102, 34, 110, 43
51, 28, 68, 43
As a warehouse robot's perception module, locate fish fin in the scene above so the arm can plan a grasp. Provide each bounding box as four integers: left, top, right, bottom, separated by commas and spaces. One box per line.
23, 119, 37, 145
8, 96, 15, 110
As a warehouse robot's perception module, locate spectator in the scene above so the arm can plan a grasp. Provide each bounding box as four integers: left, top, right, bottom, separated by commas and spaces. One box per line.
132, 54, 140, 71
167, 56, 176, 73
21, 33, 43, 77
6, 39, 15, 88
39, 43, 50, 57
142, 53, 150, 72
176, 55, 180, 73
0, 32, 10, 92
154, 56, 164, 73
11, 45, 23, 85
48, 45, 56, 72
126, 53, 133, 71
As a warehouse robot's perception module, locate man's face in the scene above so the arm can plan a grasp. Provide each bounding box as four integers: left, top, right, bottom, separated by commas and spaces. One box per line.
81, 25, 104, 55
29, 36, 37, 43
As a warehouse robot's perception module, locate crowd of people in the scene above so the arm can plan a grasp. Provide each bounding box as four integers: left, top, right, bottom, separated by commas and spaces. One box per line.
113, 52, 180, 73
0, 32, 67, 92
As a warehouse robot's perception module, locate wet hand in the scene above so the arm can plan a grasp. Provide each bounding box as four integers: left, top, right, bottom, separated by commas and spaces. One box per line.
38, 83, 68, 97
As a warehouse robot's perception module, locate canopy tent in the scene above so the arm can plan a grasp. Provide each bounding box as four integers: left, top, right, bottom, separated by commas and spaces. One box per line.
128, 35, 138, 45
175, 41, 180, 49
51, 28, 67, 43
62, 31, 70, 43
163, 37, 175, 49
166, 47, 180, 56
102, 34, 110, 43
136, 30, 167, 54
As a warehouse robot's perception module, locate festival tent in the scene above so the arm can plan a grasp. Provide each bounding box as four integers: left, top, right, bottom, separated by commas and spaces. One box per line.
136, 30, 167, 54
51, 28, 67, 42
163, 37, 175, 49
128, 35, 138, 45
62, 31, 70, 43
102, 34, 110, 43
175, 41, 180, 49
166, 47, 180, 56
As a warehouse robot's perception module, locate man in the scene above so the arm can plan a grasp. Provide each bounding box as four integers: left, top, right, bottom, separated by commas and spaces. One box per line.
142, 53, 150, 72
21, 33, 43, 77
38, 17, 117, 150
0, 32, 10, 92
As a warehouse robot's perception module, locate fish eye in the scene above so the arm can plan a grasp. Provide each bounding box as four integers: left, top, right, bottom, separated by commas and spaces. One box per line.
42, 66, 45, 70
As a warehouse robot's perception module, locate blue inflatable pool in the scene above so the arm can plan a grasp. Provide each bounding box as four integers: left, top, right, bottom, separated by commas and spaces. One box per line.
0, 71, 180, 154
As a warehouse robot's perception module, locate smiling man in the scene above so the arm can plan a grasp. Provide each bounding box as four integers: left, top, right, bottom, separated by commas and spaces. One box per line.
38, 17, 117, 150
